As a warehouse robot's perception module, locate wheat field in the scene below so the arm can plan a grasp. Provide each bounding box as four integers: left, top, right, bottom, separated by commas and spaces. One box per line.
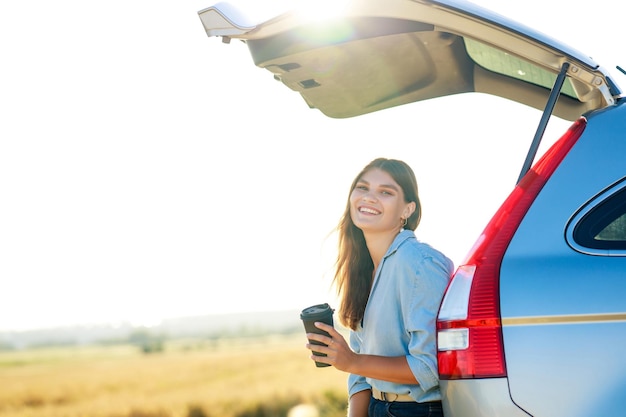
0, 333, 348, 417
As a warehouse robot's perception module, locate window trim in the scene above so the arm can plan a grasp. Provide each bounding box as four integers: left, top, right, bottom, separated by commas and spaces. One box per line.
566, 178, 626, 256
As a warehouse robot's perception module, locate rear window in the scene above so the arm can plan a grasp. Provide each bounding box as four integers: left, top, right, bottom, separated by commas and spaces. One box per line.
464, 38, 578, 99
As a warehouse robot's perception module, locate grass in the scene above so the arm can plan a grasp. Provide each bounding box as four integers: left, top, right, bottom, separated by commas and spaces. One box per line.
0, 333, 348, 417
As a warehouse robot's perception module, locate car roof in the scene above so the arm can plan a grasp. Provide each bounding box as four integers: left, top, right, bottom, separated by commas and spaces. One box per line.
198, 0, 622, 120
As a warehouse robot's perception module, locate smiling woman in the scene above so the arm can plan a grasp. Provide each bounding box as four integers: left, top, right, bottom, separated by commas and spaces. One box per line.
305, 158, 454, 417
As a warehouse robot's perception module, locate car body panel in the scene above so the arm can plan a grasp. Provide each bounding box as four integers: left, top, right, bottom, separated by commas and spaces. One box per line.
498, 103, 626, 417
440, 379, 530, 416
198, 0, 620, 120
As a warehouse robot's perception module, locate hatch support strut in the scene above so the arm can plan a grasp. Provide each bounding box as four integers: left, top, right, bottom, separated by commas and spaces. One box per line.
517, 62, 570, 184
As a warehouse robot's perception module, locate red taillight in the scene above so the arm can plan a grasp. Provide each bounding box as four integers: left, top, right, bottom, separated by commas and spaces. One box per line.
437, 118, 587, 379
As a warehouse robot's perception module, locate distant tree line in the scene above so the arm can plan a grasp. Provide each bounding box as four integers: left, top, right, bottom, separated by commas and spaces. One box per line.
0, 323, 304, 353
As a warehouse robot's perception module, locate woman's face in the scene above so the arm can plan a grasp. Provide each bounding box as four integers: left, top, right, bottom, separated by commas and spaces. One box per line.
349, 168, 415, 235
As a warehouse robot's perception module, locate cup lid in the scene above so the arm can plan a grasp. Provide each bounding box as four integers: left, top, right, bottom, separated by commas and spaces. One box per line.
300, 303, 333, 319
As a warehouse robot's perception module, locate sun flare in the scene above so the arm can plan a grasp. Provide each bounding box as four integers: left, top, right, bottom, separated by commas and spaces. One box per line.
292, 0, 352, 22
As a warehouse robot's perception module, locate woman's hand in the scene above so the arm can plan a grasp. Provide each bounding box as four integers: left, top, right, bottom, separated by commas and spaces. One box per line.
305, 322, 357, 372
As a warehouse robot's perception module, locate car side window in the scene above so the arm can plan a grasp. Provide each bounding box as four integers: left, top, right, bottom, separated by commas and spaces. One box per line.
596, 212, 626, 242
571, 183, 626, 251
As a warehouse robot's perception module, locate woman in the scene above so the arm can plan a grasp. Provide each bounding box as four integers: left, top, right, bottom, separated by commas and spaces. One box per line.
306, 158, 454, 417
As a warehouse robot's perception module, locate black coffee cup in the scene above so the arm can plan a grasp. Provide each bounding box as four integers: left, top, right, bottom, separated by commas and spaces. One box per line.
300, 303, 335, 367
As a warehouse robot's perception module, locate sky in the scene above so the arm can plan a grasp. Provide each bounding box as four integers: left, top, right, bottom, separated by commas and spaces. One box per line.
1, 0, 623, 331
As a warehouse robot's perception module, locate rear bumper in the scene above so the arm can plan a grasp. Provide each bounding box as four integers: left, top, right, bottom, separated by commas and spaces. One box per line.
441, 378, 530, 417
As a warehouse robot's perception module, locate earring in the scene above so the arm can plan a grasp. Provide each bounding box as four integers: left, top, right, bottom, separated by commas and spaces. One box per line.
400, 217, 408, 228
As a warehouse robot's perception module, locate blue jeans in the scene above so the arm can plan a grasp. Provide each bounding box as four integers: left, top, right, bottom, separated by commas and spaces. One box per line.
368, 398, 443, 417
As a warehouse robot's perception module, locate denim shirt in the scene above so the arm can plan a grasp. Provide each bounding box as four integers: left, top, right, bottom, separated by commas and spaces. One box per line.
347, 229, 454, 403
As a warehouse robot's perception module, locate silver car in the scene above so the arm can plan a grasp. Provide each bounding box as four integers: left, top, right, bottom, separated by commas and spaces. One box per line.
197, 0, 626, 416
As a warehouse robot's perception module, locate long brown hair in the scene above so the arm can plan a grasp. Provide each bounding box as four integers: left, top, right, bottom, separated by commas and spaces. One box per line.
333, 158, 421, 330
